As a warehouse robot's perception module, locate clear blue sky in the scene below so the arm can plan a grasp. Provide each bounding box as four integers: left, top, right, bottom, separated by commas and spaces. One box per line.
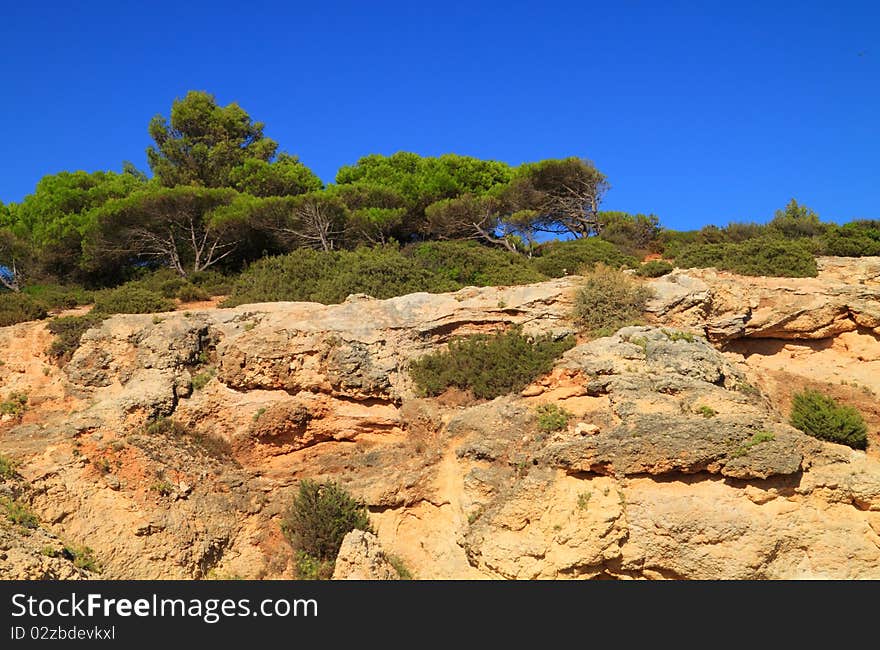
1, 1, 877, 230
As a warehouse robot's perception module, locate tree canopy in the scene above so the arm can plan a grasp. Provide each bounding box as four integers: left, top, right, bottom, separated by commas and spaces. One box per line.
147, 90, 279, 188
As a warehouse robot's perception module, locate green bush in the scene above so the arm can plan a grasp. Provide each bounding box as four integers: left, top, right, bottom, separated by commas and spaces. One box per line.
410, 327, 575, 400
47, 313, 104, 361
93, 286, 175, 315
407, 240, 545, 287
674, 238, 818, 277
0, 293, 48, 327
0, 454, 16, 480
535, 403, 573, 432
222, 244, 541, 307
176, 284, 210, 302
63, 545, 100, 572
22, 284, 94, 309
189, 270, 233, 296
282, 480, 373, 575
532, 238, 638, 278
572, 264, 653, 336
789, 389, 868, 449
0, 392, 28, 418
1, 497, 38, 529
636, 260, 674, 277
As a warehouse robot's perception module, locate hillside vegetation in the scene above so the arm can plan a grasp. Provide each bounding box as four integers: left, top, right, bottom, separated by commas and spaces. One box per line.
2, 90, 878, 327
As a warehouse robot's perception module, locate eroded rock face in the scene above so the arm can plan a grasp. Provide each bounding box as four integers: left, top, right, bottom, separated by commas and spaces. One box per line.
647, 257, 880, 341
1, 265, 879, 580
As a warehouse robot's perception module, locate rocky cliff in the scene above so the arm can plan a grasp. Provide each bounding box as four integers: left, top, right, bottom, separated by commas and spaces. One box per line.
1, 257, 878, 579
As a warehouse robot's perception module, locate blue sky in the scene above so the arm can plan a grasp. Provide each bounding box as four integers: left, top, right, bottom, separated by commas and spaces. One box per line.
1, 1, 877, 230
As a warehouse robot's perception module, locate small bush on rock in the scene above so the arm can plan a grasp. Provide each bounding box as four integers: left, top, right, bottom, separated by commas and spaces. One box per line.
410, 327, 575, 400
0, 293, 48, 327
636, 260, 673, 278
47, 313, 104, 362
572, 264, 653, 336
282, 480, 372, 579
789, 389, 868, 449
93, 286, 174, 315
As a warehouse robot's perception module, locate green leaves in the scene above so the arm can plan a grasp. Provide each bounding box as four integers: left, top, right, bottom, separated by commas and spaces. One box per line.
790, 389, 868, 450
147, 90, 280, 188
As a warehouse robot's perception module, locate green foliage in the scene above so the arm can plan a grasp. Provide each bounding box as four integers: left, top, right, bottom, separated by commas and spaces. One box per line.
662, 328, 695, 343
409, 327, 575, 400
0, 293, 48, 326
532, 237, 638, 278
731, 431, 775, 458
293, 551, 335, 580
147, 90, 279, 188
408, 240, 544, 287
47, 313, 104, 361
572, 264, 653, 335
144, 417, 233, 459
636, 260, 673, 277
191, 369, 215, 391
64, 545, 100, 572
387, 554, 412, 580
0, 392, 28, 418
597, 211, 661, 253
150, 480, 175, 497
535, 403, 574, 432
0, 454, 17, 480
790, 389, 868, 450
696, 405, 717, 418
282, 480, 373, 569
93, 286, 174, 315
674, 238, 818, 278
8, 170, 145, 280
21, 284, 94, 309
1, 497, 38, 529
222, 242, 545, 307
506, 158, 609, 238
84, 186, 242, 277
769, 199, 826, 239
228, 154, 323, 197
820, 221, 880, 257
176, 284, 210, 302
577, 492, 592, 510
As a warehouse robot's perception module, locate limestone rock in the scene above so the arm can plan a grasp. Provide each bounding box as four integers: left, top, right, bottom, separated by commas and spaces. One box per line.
332, 530, 400, 580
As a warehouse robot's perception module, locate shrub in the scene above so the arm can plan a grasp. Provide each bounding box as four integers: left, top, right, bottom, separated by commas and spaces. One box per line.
410, 327, 575, 400
0, 454, 16, 479
532, 238, 638, 278
1, 497, 38, 529
189, 270, 234, 296
0, 392, 28, 418
176, 283, 210, 302
789, 389, 868, 449
22, 284, 94, 309
282, 480, 373, 573
47, 313, 104, 362
0, 293, 48, 327
674, 238, 818, 278
144, 417, 232, 459
731, 431, 775, 458
191, 369, 215, 391
93, 286, 174, 315
535, 403, 573, 432
63, 545, 100, 572
636, 260, 673, 278
572, 264, 653, 336
696, 405, 717, 418
407, 240, 545, 287
221, 243, 544, 307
